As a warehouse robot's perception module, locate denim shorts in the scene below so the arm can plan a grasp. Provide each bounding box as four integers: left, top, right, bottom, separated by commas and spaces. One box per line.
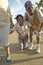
18, 35, 28, 46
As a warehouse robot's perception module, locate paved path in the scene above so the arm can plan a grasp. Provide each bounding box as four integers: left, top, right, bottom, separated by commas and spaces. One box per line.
0, 32, 43, 65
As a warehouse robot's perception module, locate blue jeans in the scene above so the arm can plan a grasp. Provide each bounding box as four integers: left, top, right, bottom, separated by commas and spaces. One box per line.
18, 35, 28, 47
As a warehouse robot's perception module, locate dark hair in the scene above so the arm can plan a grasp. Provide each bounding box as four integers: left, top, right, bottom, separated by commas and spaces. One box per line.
25, 1, 32, 9
15, 14, 23, 21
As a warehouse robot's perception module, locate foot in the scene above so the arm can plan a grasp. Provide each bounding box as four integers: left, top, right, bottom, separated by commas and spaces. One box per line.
6, 54, 11, 62
23, 45, 28, 50
20, 46, 23, 50
36, 46, 40, 53
29, 42, 33, 50
20, 43, 23, 50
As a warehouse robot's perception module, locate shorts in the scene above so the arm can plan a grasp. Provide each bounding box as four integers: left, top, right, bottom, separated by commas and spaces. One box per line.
0, 22, 10, 46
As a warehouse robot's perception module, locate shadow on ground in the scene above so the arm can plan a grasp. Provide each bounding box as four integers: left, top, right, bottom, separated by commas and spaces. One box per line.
0, 41, 43, 65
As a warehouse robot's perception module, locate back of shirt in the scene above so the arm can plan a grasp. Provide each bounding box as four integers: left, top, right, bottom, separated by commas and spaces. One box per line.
0, 0, 11, 27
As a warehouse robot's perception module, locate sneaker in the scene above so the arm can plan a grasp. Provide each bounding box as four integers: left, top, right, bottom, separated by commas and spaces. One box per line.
6, 54, 11, 62
36, 45, 40, 53
29, 42, 33, 50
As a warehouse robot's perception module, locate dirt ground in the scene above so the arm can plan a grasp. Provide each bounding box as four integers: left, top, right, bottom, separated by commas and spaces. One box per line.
0, 31, 43, 65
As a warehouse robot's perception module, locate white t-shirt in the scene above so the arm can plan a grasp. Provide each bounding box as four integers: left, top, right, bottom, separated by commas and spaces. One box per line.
14, 21, 29, 36
25, 8, 43, 27
37, 9, 43, 23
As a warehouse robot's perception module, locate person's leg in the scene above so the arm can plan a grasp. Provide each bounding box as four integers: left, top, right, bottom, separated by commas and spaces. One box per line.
23, 35, 28, 50
29, 32, 33, 50
4, 45, 11, 61
4, 23, 11, 61
18, 36, 24, 50
0, 22, 11, 61
36, 31, 40, 53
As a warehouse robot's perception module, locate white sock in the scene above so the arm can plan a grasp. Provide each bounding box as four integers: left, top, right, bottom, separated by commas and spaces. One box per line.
37, 44, 40, 49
